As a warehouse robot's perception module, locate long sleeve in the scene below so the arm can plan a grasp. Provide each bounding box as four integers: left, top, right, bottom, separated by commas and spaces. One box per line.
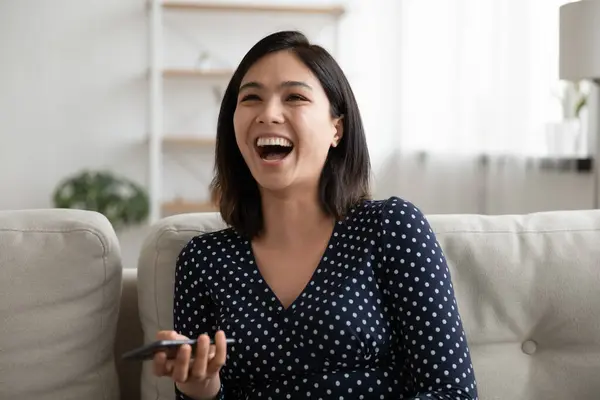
173, 237, 225, 400
380, 197, 478, 399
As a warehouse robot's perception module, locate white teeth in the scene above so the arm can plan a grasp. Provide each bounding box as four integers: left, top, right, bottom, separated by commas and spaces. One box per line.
256, 137, 293, 147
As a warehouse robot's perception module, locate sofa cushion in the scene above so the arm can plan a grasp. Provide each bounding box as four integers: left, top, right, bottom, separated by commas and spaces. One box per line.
136, 208, 600, 400
433, 209, 600, 399
0, 209, 122, 400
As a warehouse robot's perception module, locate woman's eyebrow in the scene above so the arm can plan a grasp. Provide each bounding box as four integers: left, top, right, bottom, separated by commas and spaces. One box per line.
280, 81, 313, 90
239, 81, 262, 92
239, 80, 313, 92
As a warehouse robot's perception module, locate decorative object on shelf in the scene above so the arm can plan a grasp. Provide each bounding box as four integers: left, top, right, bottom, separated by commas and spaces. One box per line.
195, 50, 230, 73
547, 82, 591, 158
560, 0, 600, 208
52, 170, 150, 228
196, 50, 213, 70
544, 119, 583, 157
556, 80, 589, 120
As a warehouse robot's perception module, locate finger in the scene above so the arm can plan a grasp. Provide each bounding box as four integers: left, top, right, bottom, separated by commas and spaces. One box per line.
208, 345, 216, 360
153, 331, 181, 376
174, 333, 188, 340
172, 344, 192, 383
165, 359, 175, 375
153, 330, 189, 372
156, 330, 180, 340
152, 351, 168, 377
190, 334, 210, 380
207, 331, 227, 375
154, 330, 188, 358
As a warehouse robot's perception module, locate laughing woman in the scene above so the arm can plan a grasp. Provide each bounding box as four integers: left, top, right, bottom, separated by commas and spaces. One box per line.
152, 30, 478, 400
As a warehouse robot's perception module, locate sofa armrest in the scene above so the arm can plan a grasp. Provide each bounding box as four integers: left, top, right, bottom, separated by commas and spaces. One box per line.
0, 209, 122, 400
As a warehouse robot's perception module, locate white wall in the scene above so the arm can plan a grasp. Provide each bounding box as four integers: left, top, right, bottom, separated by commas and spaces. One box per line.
0, 0, 595, 268
0, 0, 150, 267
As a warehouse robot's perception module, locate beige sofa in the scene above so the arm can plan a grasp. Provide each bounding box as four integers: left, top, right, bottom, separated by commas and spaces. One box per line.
1, 207, 600, 400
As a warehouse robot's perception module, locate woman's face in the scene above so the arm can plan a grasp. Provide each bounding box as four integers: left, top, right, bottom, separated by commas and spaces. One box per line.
233, 50, 343, 194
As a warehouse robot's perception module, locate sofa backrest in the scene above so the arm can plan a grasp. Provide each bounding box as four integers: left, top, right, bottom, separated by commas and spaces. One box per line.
136, 208, 600, 400
137, 212, 227, 400
0, 209, 122, 400
433, 209, 600, 399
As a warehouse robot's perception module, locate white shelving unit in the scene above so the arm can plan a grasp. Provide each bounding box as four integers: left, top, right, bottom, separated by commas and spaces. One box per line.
147, 1, 345, 223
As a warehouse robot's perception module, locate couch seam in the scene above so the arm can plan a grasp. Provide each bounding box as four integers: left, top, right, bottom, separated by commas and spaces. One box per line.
101, 236, 108, 400
434, 228, 600, 235
0, 227, 111, 238
152, 231, 162, 400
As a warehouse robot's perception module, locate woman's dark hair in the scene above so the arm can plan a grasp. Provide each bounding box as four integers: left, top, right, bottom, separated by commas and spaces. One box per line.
210, 30, 371, 238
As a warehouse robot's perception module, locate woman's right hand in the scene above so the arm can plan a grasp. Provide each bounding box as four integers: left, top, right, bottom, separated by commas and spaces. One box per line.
152, 330, 228, 400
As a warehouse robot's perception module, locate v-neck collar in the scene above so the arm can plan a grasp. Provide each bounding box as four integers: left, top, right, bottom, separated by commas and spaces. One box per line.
242, 218, 345, 315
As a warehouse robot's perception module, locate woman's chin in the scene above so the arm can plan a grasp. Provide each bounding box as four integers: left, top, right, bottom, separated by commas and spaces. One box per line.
255, 177, 296, 194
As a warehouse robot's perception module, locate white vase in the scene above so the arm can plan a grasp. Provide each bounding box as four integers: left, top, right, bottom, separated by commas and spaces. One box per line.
544, 119, 582, 157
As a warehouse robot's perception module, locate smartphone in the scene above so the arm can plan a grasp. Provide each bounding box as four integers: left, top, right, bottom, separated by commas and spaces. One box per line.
121, 338, 235, 361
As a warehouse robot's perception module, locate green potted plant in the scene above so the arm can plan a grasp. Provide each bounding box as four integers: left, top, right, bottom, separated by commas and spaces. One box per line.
546, 81, 590, 156
52, 170, 149, 229
560, 80, 588, 119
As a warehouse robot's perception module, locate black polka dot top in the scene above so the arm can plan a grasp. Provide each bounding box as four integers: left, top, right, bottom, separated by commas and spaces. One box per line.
174, 196, 478, 399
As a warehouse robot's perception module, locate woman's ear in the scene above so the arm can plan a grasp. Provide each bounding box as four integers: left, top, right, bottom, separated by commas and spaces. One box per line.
331, 116, 344, 147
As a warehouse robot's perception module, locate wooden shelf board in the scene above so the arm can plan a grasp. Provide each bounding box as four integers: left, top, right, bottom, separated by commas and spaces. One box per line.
162, 2, 345, 16
162, 68, 233, 78
162, 200, 218, 214
162, 136, 216, 147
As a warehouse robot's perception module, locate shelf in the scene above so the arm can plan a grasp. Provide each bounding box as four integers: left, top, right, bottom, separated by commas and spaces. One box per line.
161, 2, 345, 16
162, 68, 234, 78
162, 200, 218, 215
162, 136, 216, 147
475, 154, 593, 172
535, 156, 593, 173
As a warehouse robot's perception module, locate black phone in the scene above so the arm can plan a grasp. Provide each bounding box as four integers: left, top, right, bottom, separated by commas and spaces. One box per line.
121, 338, 235, 361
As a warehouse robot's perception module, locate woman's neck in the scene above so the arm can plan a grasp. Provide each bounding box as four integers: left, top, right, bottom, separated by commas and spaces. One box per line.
257, 188, 334, 248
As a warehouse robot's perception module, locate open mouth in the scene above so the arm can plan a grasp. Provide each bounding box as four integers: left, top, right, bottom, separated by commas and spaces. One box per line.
255, 137, 294, 161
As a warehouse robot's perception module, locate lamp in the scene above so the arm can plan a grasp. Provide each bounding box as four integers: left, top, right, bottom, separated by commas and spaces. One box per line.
559, 0, 600, 208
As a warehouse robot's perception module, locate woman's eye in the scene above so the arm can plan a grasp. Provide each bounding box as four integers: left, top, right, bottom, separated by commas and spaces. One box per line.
240, 94, 260, 102
286, 94, 307, 101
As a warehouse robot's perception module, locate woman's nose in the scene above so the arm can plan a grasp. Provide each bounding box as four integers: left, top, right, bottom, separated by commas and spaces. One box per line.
256, 99, 285, 125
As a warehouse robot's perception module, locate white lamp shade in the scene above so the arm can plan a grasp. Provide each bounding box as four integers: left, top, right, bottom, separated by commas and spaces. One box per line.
560, 0, 600, 80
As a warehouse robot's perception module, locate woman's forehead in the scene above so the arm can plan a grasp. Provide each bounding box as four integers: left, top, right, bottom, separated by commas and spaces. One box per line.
240, 52, 317, 87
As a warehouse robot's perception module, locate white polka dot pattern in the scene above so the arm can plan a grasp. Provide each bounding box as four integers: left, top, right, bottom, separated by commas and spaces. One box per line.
173, 196, 478, 399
